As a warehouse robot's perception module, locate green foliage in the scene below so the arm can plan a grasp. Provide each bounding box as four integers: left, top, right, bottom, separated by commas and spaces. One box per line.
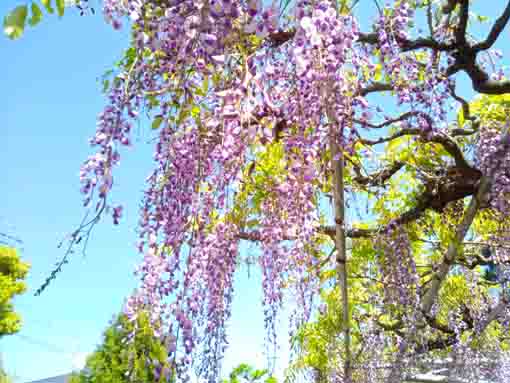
28, 3, 43, 27
41, 0, 55, 14
55, 0, 65, 17
287, 92, 510, 381
458, 93, 510, 128
3, 0, 64, 40
0, 246, 30, 337
3, 6, 28, 40
0, 371, 13, 383
68, 311, 173, 383
223, 363, 277, 383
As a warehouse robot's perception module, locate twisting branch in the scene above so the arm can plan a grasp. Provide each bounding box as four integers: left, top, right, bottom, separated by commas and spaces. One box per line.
420, 188, 487, 314
399, 37, 453, 52
358, 82, 393, 96
448, 82, 472, 123
267, 30, 379, 48
355, 111, 473, 170
456, 56, 510, 94
415, 334, 457, 355
322, 162, 484, 240
354, 111, 419, 130
421, 125, 510, 314
357, 32, 378, 44
267, 29, 452, 54
267, 30, 296, 47
34, 197, 107, 296
357, 127, 421, 144
352, 161, 405, 187
473, 0, 510, 52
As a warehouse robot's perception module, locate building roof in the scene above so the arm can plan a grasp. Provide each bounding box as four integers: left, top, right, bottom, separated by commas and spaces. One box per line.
26, 373, 72, 383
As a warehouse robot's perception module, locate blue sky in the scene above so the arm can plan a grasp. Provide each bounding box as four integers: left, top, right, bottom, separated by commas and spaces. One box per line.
1, 1, 510, 382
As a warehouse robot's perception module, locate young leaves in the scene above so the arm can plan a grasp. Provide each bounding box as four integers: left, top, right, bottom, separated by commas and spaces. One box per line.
3, 6, 28, 40
3, 0, 65, 40
28, 3, 43, 27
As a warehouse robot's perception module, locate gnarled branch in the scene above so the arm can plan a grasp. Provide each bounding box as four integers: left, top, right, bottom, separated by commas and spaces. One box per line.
473, 0, 510, 52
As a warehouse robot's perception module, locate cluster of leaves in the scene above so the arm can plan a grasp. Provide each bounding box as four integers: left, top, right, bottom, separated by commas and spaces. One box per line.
223, 363, 277, 383
0, 372, 13, 383
0, 246, 30, 337
3, 0, 67, 40
68, 309, 275, 383
68, 310, 173, 383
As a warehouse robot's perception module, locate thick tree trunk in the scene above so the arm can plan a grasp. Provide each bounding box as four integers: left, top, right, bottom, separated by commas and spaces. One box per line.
330, 136, 351, 383
329, 5, 351, 379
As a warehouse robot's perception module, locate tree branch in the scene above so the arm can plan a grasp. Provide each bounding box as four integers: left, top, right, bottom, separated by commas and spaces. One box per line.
354, 111, 419, 130
455, 0, 469, 45
356, 111, 473, 170
478, 296, 510, 334
421, 125, 510, 313
473, 0, 510, 52
399, 37, 453, 52
35, 197, 107, 296
358, 82, 393, 96
352, 161, 405, 187
460, 56, 510, 94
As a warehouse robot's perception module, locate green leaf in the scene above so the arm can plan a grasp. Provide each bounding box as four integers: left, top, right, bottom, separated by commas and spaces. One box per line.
3, 6, 28, 40
41, 0, 54, 14
251, 369, 267, 379
191, 105, 200, 119
374, 63, 382, 82
102, 79, 110, 93
152, 116, 164, 130
55, 0, 65, 17
28, 3, 43, 27
476, 14, 489, 23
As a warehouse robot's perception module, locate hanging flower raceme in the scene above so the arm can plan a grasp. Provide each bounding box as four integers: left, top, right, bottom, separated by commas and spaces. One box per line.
477, 122, 510, 216
372, 0, 450, 127
374, 223, 420, 309
79, 80, 136, 222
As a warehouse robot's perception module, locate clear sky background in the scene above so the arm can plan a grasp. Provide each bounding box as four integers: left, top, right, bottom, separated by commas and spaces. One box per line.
1, 1, 509, 382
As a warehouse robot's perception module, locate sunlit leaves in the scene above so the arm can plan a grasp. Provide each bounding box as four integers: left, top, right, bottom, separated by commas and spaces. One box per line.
28, 3, 43, 27
458, 94, 510, 128
3, 6, 27, 40
232, 140, 287, 220
68, 311, 173, 383
0, 246, 30, 337
55, 0, 65, 17
151, 115, 164, 130
41, 0, 54, 14
223, 363, 277, 383
3, 0, 65, 39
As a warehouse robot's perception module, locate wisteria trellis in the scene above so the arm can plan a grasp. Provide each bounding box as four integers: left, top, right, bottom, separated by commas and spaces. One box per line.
52, 0, 510, 381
